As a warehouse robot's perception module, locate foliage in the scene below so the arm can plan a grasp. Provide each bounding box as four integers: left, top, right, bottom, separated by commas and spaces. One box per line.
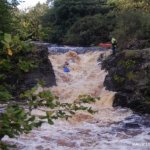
0, 0, 12, 32
112, 10, 150, 49
113, 74, 125, 84
41, 0, 111, 44
0, 105, 40, 140
0, 85, 100, 149
64, 13, 115, 46
1, 0, 150, 148
20, 86, 100, 120
126, 72, 137, 81
0, 33, 37, 98
108, 0, 150, 12
0, 33, 100, 149
118, 60, 136, 69
0, 0, 22, 33
12, 3, 49, 40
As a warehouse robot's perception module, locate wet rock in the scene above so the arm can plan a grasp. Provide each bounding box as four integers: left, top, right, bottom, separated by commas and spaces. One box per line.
142, 121, 150, 127
125, 115, 142, 121
36, 145, 44, 150
102, 49, 150, 114
111, 127, 127, 133
125, 130, 142, 136
124, 123, 140, 128
18, 45, 56, 93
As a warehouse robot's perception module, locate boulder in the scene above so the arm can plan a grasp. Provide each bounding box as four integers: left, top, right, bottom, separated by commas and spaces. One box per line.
17, 45, 56, 94
101, 49, 150, 114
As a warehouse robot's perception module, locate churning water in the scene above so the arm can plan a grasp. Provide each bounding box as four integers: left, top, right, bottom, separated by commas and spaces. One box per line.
3, 49, 150, 150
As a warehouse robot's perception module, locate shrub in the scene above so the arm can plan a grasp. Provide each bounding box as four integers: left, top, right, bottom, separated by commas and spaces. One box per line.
112, 10, 150, 49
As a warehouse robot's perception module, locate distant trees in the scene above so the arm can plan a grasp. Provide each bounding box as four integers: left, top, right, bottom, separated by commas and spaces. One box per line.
38, 0, 150, 47
113, 10, 150, 49
108, 0, 150, 49
0, 0, 12, 32
41, 0, 113, 44
108, 0, 150, 12
64, 13, 115, 46
13, 3, 49, 40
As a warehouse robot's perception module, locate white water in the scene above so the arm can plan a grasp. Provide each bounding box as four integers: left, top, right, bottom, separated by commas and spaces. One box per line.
3, 51, 150, 150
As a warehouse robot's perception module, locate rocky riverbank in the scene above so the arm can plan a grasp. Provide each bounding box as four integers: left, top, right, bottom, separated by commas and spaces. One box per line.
16, 44, 56, 95
102, 49, 150, 114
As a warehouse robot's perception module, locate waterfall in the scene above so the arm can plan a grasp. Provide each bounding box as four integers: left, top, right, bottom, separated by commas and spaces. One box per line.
2, 47, 150, 150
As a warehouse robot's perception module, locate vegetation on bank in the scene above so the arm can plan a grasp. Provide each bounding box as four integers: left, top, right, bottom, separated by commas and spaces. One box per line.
1, 0, 149, 48
0, 0, 99, 149
0, 0, 150, 149
21, 0, 150, 48
0, 32, 99, 150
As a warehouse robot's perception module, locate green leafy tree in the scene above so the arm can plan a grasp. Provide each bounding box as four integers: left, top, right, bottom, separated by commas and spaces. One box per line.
12, 3, 49, 40
112, 10, 150, 49
108, 0, 150, 12
42, 0, 111, 43
0, 0, 12, 32
64, 13, 115, 46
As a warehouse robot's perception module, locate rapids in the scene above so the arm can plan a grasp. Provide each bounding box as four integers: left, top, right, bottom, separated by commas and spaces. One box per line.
2, 49, 150, 150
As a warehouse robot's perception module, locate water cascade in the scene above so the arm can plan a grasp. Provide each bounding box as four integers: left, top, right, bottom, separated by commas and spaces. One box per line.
3, 47, 150, 150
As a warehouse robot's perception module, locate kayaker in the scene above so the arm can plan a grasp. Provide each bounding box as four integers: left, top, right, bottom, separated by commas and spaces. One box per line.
63, 61, 70, 73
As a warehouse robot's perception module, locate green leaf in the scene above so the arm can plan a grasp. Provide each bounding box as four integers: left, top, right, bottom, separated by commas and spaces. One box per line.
4, 33, 12, 43
48, 119, 54, 125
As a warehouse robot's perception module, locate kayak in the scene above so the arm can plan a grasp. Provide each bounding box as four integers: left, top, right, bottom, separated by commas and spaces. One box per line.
98, 43, 112, 48
63, 67, 70, 72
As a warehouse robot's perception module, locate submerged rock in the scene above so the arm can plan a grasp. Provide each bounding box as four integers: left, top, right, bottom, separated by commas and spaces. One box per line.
124, 123, 140, 129
102, 49, 150, 114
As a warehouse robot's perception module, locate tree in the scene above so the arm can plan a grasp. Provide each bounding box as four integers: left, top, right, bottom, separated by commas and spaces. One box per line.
13, 3, 49, 40
108, 0, 150, 12
0, 0, 12, 32
42, 0, 111, 43
64, 13, 115, 46
112, 10, 150, 49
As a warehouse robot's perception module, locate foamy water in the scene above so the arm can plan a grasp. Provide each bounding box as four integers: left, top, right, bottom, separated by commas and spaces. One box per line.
3, 50, 150, 150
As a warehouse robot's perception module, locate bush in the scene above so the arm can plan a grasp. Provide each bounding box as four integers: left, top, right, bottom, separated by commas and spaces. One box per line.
112, 10, 150, 49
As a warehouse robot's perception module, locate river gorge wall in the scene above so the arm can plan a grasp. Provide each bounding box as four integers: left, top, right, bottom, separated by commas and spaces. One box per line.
17, 45, 56, 95
102, 49, 150, 114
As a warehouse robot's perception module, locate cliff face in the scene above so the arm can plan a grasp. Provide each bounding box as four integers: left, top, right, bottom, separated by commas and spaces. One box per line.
102, 49, 150, 114
17, 45, 56, 94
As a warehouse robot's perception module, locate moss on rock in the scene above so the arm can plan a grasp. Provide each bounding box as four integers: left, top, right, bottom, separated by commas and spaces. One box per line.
102, 49, 150, 114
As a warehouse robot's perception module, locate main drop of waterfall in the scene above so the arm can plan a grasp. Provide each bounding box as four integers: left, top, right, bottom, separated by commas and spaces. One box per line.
2, 49, 150, 150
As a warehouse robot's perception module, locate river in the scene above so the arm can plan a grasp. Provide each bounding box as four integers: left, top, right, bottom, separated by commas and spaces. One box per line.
2, 46, 150, 150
